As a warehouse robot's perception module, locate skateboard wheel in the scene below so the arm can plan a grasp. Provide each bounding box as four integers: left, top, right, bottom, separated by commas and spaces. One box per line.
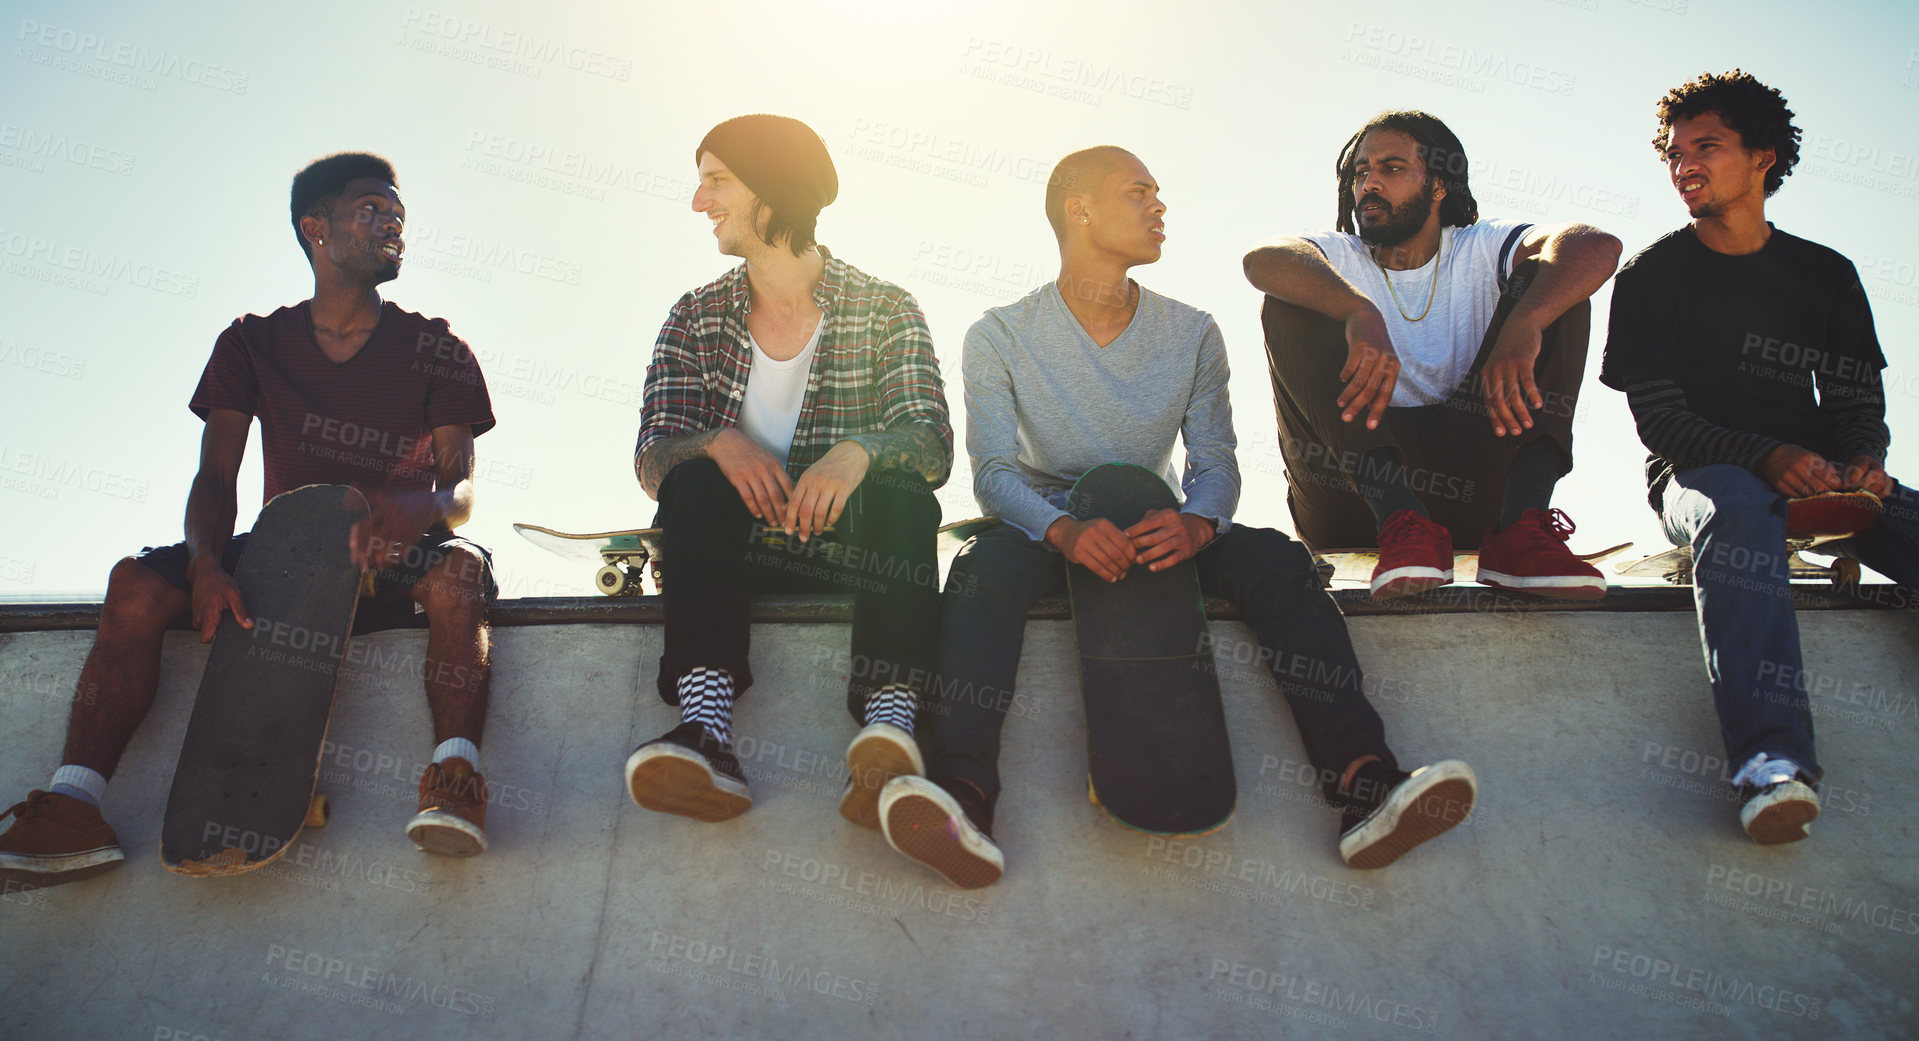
596, 564, 629, 596
1834, 558, 1862, 586
305, 793, 330, 829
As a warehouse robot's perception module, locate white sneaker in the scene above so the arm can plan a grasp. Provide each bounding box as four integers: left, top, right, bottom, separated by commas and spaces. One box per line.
879, 776, 1003, 889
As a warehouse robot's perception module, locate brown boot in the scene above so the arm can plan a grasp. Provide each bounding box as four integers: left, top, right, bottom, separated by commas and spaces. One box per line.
406, 759, 488, 856
0, 790, 125, 887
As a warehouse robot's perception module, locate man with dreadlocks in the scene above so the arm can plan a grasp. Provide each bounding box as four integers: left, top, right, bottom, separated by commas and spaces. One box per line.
1601, 71, 1919, 845
1245, 111, 1621, 600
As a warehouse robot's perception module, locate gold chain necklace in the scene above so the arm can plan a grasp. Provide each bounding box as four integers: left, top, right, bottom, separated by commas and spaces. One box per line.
1375, 238, 1441, 322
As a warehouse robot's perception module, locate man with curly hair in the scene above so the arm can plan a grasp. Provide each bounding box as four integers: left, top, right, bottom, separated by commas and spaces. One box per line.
1601, 70, 1919, 845
1246, 111, 1621, 601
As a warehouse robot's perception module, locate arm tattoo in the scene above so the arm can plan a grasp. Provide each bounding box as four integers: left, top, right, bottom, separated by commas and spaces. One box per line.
637, 429, 723, 497
846, 423, 951, 486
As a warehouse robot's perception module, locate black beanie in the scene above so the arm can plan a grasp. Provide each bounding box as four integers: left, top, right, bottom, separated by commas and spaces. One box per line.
696, 114, 838, 249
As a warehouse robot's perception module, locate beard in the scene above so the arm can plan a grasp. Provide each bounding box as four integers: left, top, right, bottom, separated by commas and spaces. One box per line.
1355, 179, 1437, 247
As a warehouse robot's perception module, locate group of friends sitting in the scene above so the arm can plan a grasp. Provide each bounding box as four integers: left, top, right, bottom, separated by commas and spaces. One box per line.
4, 69, 1911, 895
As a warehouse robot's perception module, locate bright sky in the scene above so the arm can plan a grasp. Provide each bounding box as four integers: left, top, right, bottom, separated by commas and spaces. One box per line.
4, 0, 1918, 598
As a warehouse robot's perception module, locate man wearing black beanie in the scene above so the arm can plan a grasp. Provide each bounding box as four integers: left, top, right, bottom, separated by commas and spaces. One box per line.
629, 114, 954, 833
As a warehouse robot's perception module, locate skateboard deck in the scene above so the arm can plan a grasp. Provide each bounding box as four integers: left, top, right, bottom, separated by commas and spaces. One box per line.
1064, 464, 1235, 837
162, 484, 368, 877
1311, 543, 1634, 588
1616, 492, 1881, 586
516, 516, 998, 596
514, 524, 663, 596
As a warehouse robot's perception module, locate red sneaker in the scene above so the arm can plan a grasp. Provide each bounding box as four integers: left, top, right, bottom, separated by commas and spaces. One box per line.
1477, 508, 1607, 600
1370, 510, 1454, 599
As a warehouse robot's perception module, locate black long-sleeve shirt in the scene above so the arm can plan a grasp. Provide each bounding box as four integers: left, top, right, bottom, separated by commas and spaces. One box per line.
1600, 225, 1888, 510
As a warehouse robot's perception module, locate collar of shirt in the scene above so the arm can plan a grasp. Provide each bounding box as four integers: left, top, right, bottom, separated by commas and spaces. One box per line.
722, 245, 846, 316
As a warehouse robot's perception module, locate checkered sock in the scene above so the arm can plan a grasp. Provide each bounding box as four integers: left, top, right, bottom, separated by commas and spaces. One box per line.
678, 667, 737, 747
862, 684, 917, 735
50, 764, 106, 807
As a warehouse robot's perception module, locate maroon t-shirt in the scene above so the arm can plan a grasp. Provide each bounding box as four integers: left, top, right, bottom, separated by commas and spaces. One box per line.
191, 301, 495, 502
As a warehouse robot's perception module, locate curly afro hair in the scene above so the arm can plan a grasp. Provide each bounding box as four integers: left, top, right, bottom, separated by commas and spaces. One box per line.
1653, 70, 1801, 197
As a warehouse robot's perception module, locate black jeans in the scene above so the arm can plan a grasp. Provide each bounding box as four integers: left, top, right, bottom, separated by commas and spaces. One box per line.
925, 522, 1398, 814
1262, 258, 1591, 549
653, 457, 941, 722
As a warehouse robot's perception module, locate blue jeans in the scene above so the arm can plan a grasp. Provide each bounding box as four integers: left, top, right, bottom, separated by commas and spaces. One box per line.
926, 522, 1396, 814
1661, 465, 1919, 778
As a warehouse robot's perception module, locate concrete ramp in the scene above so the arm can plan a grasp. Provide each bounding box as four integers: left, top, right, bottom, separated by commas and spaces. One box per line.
1, 603, 1916, 1039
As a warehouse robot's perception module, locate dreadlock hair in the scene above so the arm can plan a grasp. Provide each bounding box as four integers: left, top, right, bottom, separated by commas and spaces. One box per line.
1334, 111, 1478, 235
1653, 70, 1801, 197
290, 153, 397, 259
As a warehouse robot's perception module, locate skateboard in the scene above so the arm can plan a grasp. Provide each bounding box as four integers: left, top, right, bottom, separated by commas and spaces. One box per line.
1310, 543, 1634, 589
1064, 464, 1235, 837
514, 524, 663, 596
162, 484, 369, 877
516, 516, 999, 596
1615, 491, 1882, 587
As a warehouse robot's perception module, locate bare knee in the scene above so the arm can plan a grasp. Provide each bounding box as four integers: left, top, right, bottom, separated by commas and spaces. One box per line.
415, 547, 489, 626
99, 557, 187, 636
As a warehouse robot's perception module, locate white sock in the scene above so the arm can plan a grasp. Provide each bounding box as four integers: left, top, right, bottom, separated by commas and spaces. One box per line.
432, 737, 481, 771
678, 667, 737, 746
50, 764, 107, 807
862, 685, 918, 734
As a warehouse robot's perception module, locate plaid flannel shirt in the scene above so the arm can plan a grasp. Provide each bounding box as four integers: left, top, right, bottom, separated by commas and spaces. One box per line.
637, 250, 953, 487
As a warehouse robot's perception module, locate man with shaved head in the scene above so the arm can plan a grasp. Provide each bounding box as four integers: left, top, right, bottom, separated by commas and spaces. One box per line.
876, 147, 1476, 889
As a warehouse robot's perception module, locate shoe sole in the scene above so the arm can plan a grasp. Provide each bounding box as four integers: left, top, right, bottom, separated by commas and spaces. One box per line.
626, 745, 751, 822
406, 810, 487, 857
0, 846, 125, 888
1476, 570, 1608, 600
1371, 566, 1454, 599
881, 781, 1002, 890
1341, 763, 1477, 869
840, 725, 924, 831
1743, 785, 1820, 845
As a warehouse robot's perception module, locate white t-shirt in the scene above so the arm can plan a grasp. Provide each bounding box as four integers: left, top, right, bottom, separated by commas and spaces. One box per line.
736, 319, 824, 464
1302, 219, 1532, 406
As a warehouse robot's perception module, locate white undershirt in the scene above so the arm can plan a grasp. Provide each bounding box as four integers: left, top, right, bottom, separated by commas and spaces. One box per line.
1303, 219, 1531, 406
736, 319, 823, 464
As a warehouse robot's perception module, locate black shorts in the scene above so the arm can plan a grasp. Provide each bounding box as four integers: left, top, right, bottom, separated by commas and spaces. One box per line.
134, 530, 497, 633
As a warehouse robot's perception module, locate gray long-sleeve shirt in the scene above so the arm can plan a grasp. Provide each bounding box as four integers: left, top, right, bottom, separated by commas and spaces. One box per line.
963, 281, 1241, 540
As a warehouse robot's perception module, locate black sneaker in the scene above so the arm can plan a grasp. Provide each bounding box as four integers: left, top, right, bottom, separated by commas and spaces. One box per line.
625, 721, 752, 822
879, 776, 1003, 889
1734, 756, 1819, 845
1333, 759, 1476, 869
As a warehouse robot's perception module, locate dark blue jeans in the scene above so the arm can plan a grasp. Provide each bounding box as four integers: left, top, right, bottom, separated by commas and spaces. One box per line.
1661, 465, 1919, 778
925, 522, 1397, 813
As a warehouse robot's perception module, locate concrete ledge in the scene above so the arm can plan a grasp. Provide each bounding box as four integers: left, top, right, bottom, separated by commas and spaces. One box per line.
2, 609, 1916, 1038
0, 583, 1908, 633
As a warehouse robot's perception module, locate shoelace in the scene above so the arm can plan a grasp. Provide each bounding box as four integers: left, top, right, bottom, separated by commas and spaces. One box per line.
425, 763, 485, 801
1510, 508, 1577, 550
1731, 752, 1803, 790
0, 790, 54, 824
1380, 510, 1439, 548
